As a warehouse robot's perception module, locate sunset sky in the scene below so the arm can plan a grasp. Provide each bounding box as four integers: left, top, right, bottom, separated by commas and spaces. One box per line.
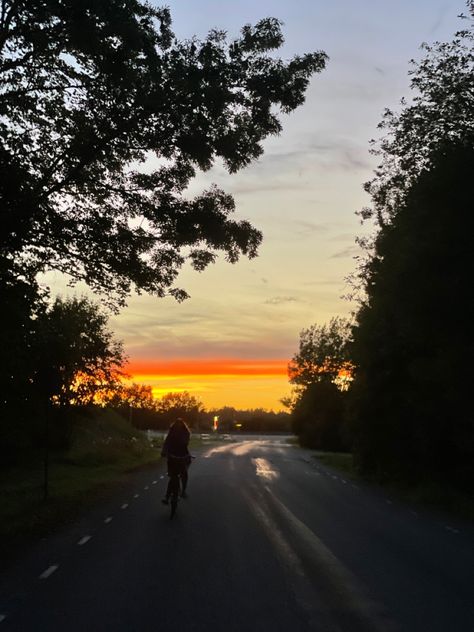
46, 0, 465, 411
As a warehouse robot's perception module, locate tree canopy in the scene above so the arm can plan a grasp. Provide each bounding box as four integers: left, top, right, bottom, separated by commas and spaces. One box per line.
1, 0, 327, 303
36, 296, 125, 406
360, 4, 474, 229
286, 317, 352, 450
351, 144, 474, 486
288, 317, 352, 388
350, 3, 474, 488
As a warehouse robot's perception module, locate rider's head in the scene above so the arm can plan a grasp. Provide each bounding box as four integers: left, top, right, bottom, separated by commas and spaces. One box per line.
172, 417, 189, 431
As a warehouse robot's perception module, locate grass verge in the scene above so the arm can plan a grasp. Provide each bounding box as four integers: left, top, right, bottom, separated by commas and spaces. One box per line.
311, 451, 474, 522
0, 410, 160, 558
312, 451, 356, 477
0, 413, 222, 559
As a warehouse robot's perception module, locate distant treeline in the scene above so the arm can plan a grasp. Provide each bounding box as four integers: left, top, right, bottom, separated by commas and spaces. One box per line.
128, 404, 290, 434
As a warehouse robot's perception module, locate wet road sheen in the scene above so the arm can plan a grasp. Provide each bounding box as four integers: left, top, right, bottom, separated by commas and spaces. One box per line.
1, 436, 473, 631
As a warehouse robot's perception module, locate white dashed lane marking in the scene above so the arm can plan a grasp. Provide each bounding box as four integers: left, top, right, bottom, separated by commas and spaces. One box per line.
445, 526, 460, 534
134, 493, 140, 498
39, 565, 59, 579
0, 614, 6, 623
78, 536, 91, 546
121, 503, 129, 510
104, 517, 113, 524
144, 486, 149, 490
152, 480, 157, 485
159, 475, 165, 480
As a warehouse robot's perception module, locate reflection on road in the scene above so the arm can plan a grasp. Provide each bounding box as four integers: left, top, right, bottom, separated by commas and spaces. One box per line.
252, 457, 279, 480
203, 437, 290, 458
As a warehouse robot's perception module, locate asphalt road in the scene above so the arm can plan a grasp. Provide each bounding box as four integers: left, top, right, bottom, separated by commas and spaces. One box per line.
1, 436, 473, 631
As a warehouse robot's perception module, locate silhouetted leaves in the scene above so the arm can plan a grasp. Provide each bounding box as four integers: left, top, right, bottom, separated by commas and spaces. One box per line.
1, 1, 327, 303
349, 6, 474, 489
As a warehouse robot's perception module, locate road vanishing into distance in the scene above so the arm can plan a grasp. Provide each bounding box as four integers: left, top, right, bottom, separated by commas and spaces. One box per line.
1, 436, 473, 631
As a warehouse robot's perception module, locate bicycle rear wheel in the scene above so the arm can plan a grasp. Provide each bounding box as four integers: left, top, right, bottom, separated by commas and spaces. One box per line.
169, 474, 180, 519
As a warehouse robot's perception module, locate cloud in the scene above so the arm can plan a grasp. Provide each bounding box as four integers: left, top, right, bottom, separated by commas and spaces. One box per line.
264, 296, 299, 305
294, 220, 330, 235
225, 135, 373, 197
330, 232, 358, 242
428, 6, 449, 35
330, 246, 361, 259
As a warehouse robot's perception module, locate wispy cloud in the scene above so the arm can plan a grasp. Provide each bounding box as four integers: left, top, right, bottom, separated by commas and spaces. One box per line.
428, 5, 449, 35
294, 220, 330, 235
264, 296, 299, 306
330, 246, 361, 259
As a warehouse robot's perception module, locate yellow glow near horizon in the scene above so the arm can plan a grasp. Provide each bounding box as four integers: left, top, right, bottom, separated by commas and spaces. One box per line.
126, 359, 291, 411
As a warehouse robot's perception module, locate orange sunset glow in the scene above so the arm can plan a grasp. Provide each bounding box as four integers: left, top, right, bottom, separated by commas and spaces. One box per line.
126, 359, 291, 411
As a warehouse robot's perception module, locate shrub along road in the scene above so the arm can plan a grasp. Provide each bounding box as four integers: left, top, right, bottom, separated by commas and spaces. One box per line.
0, 436, 473, 631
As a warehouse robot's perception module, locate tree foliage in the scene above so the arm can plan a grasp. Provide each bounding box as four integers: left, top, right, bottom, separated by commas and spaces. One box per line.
288, 317, 352, 387
350, 4, 474, 488
108, 382, 155, 409
287, 317, 352, 450
36, 296, 125, 406
351, 144, 474, 486
360, 3, 474, 229
155, 391, 204, 428
1, 1, 327, 303
291, 381, 348, 451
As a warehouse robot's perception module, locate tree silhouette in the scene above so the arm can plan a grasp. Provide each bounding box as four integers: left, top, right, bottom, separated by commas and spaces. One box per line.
1, 1, 327, 303
287, 318, 352, 450
351, 145, 474, 487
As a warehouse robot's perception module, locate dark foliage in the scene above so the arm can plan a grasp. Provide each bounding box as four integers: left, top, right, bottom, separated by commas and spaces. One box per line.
350, 5, 474, 490
286, 318, 352, 450
292, 381, 349, 451
1, 0, 327, 303
351, 144, 474, 488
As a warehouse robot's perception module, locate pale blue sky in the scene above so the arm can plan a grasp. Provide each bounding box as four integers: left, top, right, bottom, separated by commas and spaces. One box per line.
108, 1, 464, 353
45, 0, 466, 405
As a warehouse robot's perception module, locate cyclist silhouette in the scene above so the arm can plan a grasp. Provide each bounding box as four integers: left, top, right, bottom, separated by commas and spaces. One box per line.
161, 417, 191, 504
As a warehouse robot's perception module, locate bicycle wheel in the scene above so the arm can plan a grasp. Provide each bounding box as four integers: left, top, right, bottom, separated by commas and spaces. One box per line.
169, 474, 180, 519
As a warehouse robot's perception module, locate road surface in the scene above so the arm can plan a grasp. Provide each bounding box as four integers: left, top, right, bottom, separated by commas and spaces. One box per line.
1, 436, 473, 631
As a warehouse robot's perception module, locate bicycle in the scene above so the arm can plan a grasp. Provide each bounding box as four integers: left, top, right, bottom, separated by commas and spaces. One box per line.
163, 454, 193, 519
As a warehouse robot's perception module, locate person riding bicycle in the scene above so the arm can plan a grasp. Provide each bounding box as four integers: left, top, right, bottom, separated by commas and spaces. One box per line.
161, 417, 191, 504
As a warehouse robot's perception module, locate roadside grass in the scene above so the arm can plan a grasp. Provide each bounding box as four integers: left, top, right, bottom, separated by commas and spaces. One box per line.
0, 409, 160, 549
312, 451, 356, 477
0, 414, 227, 553
386, 481, 474, 523
311, 451, 474, 522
